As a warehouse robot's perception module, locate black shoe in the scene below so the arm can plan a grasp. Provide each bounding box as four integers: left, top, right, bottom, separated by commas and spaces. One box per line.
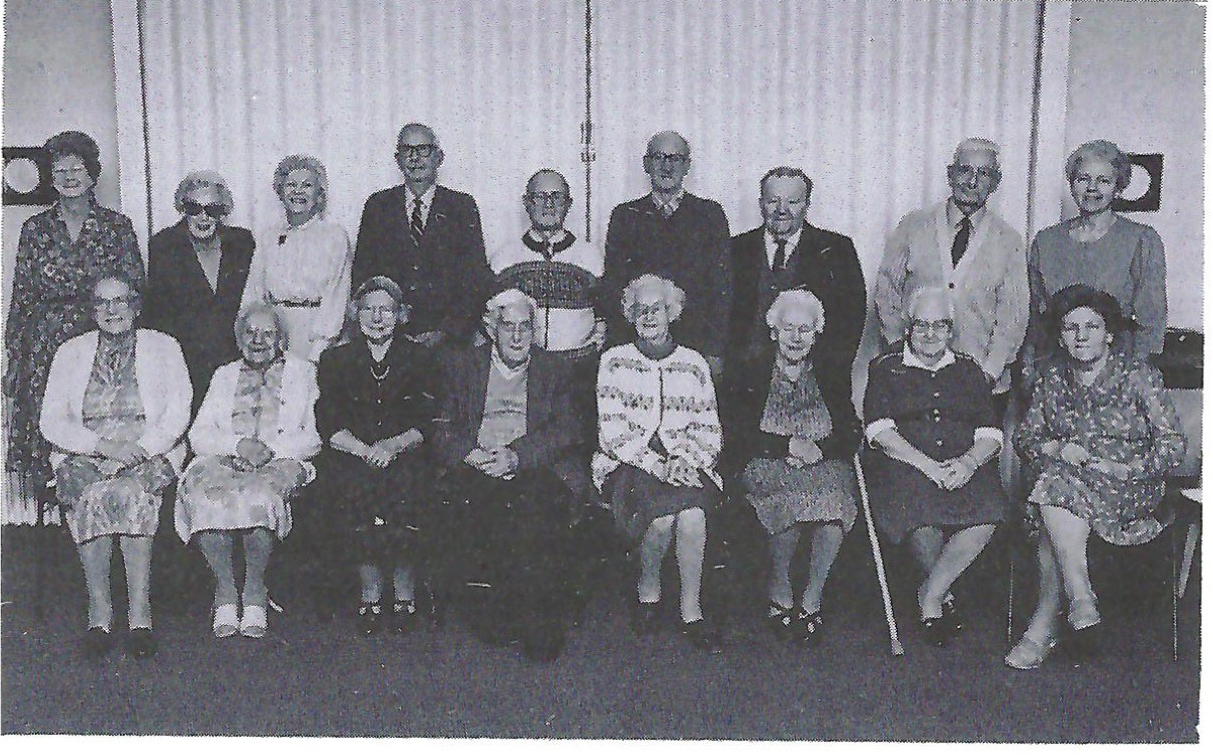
921, 616, 950, 647
631, 600, 661, 636
390, 600, 419, 635
681, 619, 723, 654
357, 602, 383, 636
126, 628, 157, 659
942, 595, 963, 636
83, 627, 114, 659
766, 602, 797, 641
797, 609, 825, 648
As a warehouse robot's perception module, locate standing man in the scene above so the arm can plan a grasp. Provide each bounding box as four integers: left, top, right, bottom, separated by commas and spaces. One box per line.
873, 137, 1027, 416
728, 167, 866, 412
603, 131, 731, 375
353, 123, 491, 347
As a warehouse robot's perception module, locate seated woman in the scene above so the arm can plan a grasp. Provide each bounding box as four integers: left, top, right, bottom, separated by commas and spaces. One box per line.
315, 276, 436, 635
593, 274, 724, 653
726, 290, 861, 646
40, 274, 192, 658
864, 286, 1005, 646
175, 304, 321, 639
1007, 285, 1184, 669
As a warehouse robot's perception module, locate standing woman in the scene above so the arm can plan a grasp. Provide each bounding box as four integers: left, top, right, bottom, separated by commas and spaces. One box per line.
1026, 140, 1167, 366
145, 171, 254, 407
4, 131, 144, 500
315, 277, 437, 634
40, 275, 191, 658
241, 155, 351, 363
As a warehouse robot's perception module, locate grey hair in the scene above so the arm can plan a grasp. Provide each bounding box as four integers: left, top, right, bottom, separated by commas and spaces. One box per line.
272, 154, 328, 216
234, 302, 291, 355
1065, 140, 1132, 193
765, 289, 825, 334
396, 122, 440, 149
906, 286, 956, 325
645, 130, 691, 159
482, 288, 538, 333
173, 170, 235, 216
952, 137, 1002, 171
621, 274, 685, 324
345, 276, 409, 338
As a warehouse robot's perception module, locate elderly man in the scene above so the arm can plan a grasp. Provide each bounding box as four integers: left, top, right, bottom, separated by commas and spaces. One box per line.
728, 167, 866, 418
353, 123, 491, 347
431, 289, 587, 662
603, 131, 731, 375
873, 138, 1027, 415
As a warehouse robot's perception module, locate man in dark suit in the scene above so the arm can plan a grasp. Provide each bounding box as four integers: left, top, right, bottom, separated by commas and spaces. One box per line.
603, 131, 732, 376
430, 289, 587, 662
352, 123, 491, 347
728, 166, 866, 408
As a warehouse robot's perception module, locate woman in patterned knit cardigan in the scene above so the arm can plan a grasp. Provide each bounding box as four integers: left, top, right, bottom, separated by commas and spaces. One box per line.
593, 274, 724, 653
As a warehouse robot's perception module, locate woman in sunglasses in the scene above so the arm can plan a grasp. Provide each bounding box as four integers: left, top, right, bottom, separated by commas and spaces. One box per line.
146, 171, 255, 409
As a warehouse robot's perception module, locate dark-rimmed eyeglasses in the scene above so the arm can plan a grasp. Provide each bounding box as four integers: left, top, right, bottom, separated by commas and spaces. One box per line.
910, 319, 954, 334
183, 201, 226, 219
525, 192, 571, 207
645, 152, 689, 167
397, 144, 439, 159
950, 164, 998, 183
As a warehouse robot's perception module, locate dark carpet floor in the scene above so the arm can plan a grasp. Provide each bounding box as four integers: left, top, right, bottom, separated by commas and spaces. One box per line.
0, 518, 1200, 741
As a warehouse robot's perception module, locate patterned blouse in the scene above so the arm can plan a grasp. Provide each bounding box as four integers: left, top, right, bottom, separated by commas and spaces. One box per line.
1016, 352, 1185, 545
3, 198, 143, 483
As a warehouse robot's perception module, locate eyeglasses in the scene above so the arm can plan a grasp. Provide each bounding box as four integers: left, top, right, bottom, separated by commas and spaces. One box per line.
525, 192, 570, 207
52, 165, 89, 178
182, 201, 226, 219
397, 144, 438, 159
92, 295, 136, 310
910, 319, 953, 334
950, 164, 998, 183
646, 152, 690, 167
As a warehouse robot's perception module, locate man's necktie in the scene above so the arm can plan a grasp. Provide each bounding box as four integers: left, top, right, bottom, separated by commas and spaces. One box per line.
773, 238, 788, 272
410, 197, 425, 248
951, 216, 972, 267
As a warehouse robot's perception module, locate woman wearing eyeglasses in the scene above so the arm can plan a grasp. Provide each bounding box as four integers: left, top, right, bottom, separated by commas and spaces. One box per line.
4, 131, 145, 505
146, 171, 255, 409
864, 286, 1005, 646
241, 154, 352, 363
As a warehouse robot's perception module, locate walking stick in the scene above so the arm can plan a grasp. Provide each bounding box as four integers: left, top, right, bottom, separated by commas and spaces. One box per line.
854, 453, 904, 656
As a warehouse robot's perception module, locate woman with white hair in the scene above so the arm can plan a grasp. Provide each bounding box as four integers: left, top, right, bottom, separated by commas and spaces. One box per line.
864, 286, 1005, 646
175, 303, 321, 639
725, 289, 861, 646
146, 170, 255, 406
593, 274, 724, 653
241, 154, 352, 362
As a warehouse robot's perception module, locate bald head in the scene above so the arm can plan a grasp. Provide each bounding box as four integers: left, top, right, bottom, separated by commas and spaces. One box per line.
526, 169, 570, 196
644, 131, 692, 196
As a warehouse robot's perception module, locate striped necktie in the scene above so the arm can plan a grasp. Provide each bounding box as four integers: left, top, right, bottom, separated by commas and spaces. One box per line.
409, 197, 425, 248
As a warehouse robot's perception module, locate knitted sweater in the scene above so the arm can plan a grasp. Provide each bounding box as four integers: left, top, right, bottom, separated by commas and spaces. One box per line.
592, 343, 722, 491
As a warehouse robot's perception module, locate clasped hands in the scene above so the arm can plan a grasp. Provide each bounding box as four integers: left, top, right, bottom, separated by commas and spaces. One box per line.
786, 437, 823, 469
659, 455, 703, 488
465, 445, 519, 479
1051, 440, 1132, 481
361, 429, 423, 469
95, 437, 151, 469
920, 454, 979, 491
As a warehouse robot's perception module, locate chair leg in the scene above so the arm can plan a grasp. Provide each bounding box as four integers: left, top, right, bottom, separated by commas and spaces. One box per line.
1006, 547, 1015, 646
34, 497, 55, 623
1172, 524, 1179, 662
1178, 522, 1199, 599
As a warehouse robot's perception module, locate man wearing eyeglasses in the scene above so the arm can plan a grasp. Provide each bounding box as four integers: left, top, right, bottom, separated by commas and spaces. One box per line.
353, 122, 491, 348
603, 131, 732, 377
873, 137, 1028, 415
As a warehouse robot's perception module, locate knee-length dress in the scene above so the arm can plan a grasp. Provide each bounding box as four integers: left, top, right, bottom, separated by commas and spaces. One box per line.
4, 199, 144, 491
863, 348, 1006, 544
315, 337, 437, 561
1015, 353, 1185, 546
175, 356, 321, 541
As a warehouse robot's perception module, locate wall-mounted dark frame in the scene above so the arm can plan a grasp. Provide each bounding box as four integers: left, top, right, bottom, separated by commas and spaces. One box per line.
2, 146, 57, 206
1112, 153, 1163, 213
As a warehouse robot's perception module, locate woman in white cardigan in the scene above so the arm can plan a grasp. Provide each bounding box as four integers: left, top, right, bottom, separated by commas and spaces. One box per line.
41, 274, 192, 659
175, 303, 321, 639
593, 275, 724, 653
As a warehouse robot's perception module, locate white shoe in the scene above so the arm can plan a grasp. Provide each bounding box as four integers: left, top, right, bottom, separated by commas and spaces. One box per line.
213, 604, 239, 638
240, 605, 267, 638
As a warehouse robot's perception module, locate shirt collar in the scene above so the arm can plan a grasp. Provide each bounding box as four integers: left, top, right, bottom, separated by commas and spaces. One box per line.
901, 343, 956, 371
945, 198, 987, 230
490, 348, 530, 381
406, 184, 437, 210
526, 228, 570, 246
765, 224, 804, 254
652, 188, 686, 215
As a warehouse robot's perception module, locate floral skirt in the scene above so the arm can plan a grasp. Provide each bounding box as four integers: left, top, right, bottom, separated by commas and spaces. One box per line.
1027, 460, 1170, 546
741, 457, 858, 535
175, 455, 305, 542
54, 455, 175, 544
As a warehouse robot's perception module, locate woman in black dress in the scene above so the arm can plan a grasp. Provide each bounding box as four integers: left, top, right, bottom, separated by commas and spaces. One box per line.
315, 277, 437, 634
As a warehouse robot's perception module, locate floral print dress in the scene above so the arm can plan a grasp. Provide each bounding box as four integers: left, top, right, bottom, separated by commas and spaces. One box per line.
4, 199, 143, 491
1016, 353, 1185, 546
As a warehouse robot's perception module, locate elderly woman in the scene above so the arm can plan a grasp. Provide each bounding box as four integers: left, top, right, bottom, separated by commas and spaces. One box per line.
5, 131, 144, 500
175, 304, 321, 639
40, 274, 191, 658
593, 274, 724, 653
315, 277, 436, 635
146, 170, 254, 405
1007, 285, 1184, 669
864, 286, 1005, 646
241, 154, 351, 362
725, 290, 861, 646
1026, 140, 1167, 365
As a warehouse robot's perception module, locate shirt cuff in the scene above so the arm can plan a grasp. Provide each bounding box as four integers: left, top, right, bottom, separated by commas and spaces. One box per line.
974, 427, 1004, 448
864, 418, 895, 444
